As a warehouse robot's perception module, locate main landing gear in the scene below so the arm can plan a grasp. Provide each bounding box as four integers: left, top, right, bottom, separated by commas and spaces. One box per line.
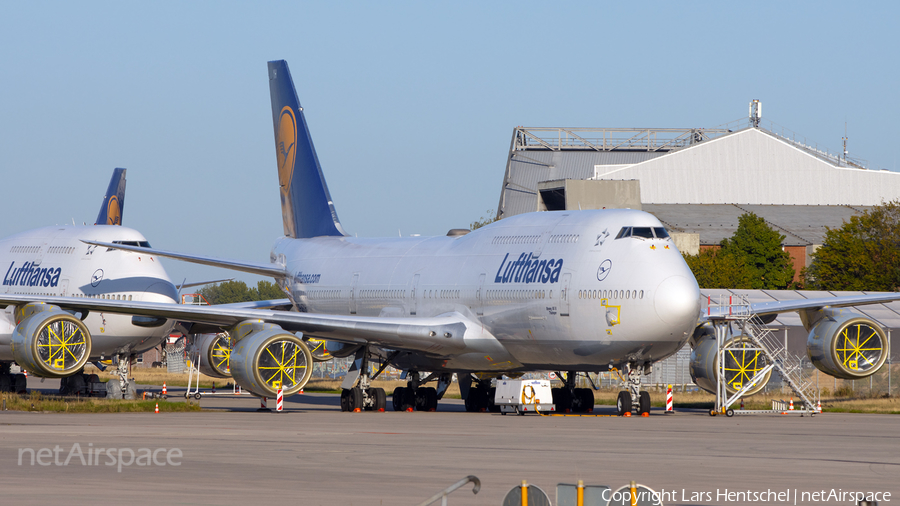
462, 375, 499, 413
339, 347, 390, 412
551, 371, 595, 413
392, 371, 452, 412
615, 363, 651, 416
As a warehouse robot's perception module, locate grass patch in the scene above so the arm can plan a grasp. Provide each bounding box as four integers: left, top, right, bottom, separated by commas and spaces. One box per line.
86, 365, 222, 389
0, 391, 201, 413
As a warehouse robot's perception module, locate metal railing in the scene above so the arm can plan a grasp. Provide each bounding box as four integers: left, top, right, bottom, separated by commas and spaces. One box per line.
417, 476, 481, 506
512, 126, 732, 152
513, 118, 882, 171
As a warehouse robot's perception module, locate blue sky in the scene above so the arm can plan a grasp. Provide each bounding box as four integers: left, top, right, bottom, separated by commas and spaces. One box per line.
1, 2, 897, 287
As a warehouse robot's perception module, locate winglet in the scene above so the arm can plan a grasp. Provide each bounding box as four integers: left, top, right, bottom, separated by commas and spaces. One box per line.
267, 60, 346, 239
95, 168, 127, 226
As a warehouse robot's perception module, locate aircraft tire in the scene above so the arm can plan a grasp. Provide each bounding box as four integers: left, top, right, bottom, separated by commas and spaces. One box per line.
348, 387, 363, 411
577, 388, 594, 413
487, 387, 500, 412
372, 387, 387, 411
69, 374, 85, 396
464, 389, 477, 412
554, 388, 573, 413
414, 387, 433, 411
391, 387, 405, 411
616, 391, 631, 416
14, 374, 27, 394
639, 391, 651, 415
0, 374, 11, 392
341, 389, 351, 412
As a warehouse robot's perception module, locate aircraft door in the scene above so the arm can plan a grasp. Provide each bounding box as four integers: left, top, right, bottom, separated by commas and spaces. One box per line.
560, 273, 571, 317
476, 273, 485, 316
349, 273, 359, 314
410, 274, 420, 316
59, 279, 69, 296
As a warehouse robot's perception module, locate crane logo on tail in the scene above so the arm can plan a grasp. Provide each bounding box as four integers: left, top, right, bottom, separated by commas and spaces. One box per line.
106, 196, 121, 225
277, 106, 297, 191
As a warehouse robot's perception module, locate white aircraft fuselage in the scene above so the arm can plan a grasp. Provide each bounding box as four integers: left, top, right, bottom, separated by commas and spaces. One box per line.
277, 208, 701, 372
0, 225, 177, 361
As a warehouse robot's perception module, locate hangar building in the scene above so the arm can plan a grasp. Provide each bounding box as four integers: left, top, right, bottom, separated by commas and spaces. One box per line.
496, 106, 900, 276
495, 105, 900, 389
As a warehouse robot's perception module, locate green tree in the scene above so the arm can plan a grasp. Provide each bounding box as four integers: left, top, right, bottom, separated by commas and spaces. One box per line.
684, 248, 754, 289
250, 280, 287, 300
804, 200, 900, 291
197, 280, 286, 305
683, 212, 794, 289
470, 209, 498, 230
720, 213, 795, 289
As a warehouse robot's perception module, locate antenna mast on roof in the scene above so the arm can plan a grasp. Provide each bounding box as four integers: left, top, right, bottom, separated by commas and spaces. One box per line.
842, 122, 848, 160
749, 99, 762, 128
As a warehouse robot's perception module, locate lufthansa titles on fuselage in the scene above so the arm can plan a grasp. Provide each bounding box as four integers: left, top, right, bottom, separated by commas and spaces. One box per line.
295, 272, 321, 284
494, 253, 563, 284
3, 261, 62, 288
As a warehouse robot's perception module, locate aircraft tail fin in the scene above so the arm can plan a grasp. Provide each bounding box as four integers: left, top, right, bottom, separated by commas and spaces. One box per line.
95, 168, 126, 226
267, 60, 346, 239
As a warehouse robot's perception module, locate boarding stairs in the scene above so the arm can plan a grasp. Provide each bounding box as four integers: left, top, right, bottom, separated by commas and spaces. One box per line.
708, 295, 818, 416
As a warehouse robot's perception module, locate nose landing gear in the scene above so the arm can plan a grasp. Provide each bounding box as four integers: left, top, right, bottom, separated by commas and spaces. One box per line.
614, 363, 651, 416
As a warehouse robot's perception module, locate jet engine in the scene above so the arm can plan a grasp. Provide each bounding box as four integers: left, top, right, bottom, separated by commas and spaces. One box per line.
194, 333, 232, 378
304, 337, 333, 362
10, 303, 91, 378
324, 340, 362, 358
229, 320, 313, 397
690, 327, 772, 396
807, 309, 887, 379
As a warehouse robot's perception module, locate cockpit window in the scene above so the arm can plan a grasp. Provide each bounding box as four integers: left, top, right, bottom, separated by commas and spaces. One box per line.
113, 240, 152, 248
107, 240, 152, 252
615, 226, 670, 240
615, 227, 632, 239
631, 227, 654, 239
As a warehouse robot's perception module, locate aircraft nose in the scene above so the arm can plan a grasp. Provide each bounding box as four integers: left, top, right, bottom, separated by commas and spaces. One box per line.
654, 275, 701, 327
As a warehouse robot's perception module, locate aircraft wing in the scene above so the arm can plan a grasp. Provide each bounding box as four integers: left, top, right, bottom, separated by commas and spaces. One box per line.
216, 298, 294, 310
703, 292, 900, 320
82, 240, 286, 279
0, 295, 468, 355
177, 278, 234, 290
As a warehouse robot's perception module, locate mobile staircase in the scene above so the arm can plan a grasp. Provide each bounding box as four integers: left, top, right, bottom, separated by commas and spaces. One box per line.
707, 295, 818, 417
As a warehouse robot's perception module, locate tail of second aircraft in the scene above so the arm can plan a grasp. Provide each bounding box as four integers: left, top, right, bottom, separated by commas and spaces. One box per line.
267, 60, 346, 239
95, 168, 126, 226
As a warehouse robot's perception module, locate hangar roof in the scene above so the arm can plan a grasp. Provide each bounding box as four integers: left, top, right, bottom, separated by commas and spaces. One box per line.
498, 122, 900, 231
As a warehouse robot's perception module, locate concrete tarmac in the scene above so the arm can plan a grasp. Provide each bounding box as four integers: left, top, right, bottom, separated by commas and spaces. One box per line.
1, 390, 897, 505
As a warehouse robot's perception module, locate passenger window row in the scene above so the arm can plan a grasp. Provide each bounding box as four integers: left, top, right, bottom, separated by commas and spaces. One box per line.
486, 289, 547, 301
9, 246, 40, 254
549, 234, 580, 243
579, 289, 643, 300
491, 235, 541, 245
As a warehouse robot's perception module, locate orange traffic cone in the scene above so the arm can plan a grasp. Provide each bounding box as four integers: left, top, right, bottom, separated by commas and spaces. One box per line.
162, 382, 167, 395
154, 402, 159, 414
740, 398, 744, 410
816, 400, 822, 413
789, 398, 794, 411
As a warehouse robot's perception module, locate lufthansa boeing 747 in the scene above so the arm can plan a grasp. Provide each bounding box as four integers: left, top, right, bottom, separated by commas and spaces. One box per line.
3, 61, 893, 415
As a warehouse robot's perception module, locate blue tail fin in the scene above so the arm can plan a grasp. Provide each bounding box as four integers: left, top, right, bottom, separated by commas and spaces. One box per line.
95, 168, 126, 226
267, 60, 346, 239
